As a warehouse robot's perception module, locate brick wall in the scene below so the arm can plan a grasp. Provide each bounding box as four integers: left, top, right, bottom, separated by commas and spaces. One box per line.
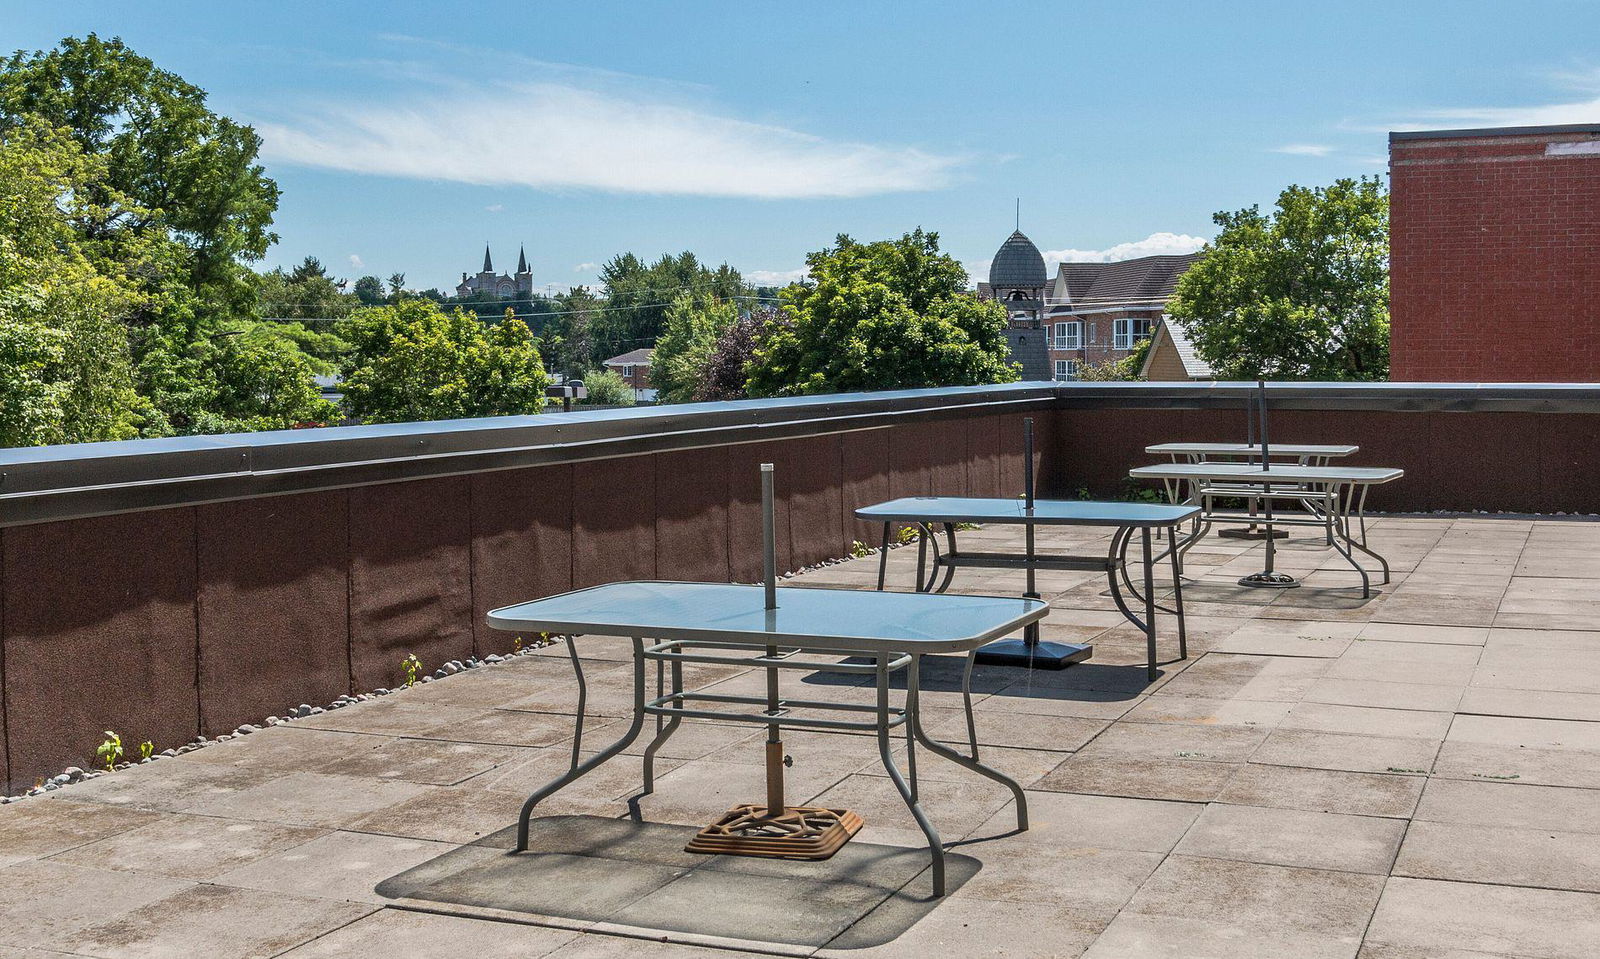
1391, 126, 1600, 381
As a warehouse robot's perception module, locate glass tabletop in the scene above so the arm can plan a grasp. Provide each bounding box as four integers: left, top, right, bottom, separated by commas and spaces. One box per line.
487, 581, 1048, 654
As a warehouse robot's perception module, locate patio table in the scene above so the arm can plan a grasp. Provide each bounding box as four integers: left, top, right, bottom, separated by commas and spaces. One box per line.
1128, 462, 1403, 596
487, 580, 1048, 897
1145, 442, 1358, 465
854, 497, 1199, 680
1144, 443, 1361, 538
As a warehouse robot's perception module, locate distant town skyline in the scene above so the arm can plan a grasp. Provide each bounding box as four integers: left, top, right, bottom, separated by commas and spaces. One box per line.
7, 0, 1598, 292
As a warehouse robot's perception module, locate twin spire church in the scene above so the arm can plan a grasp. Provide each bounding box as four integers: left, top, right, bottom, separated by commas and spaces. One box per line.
455, 244, 535, 297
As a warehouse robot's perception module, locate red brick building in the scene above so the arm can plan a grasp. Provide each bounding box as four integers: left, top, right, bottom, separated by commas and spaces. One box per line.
1390, 123, 1600, 381
977, 230, 1199, 380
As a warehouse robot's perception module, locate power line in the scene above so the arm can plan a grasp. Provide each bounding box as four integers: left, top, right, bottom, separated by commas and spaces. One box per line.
259, 294, 782, 320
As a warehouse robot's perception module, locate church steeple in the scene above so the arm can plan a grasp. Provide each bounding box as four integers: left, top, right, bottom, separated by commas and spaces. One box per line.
482, 244, 493, 273
516, 245, 529, 274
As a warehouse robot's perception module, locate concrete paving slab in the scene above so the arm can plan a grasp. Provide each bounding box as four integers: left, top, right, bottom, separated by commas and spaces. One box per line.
1395, 819, 1600, 893
276, 909, 579, 958
0, 797, 161, 859
1112, 854, 1385, 940
180, 771, 432, 828
1281, 702, 1454, 740
70, 882, 372, 959
0, 861, 193, 949
1123, 694, 1293, 728
1413, 778, 1600, 834
211, 829, 458, 902
1366, 877, 1600, 959
1218, 763, 1424, 819
49, 813, 323, 880
1033, 754, 1240, 803
1175, 802, 1405, 874
1253, 729, 1442, 775
311, 736, 534, 785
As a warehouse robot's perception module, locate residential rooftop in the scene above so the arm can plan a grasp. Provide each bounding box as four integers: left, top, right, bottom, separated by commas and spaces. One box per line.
2, 514, 1597, 957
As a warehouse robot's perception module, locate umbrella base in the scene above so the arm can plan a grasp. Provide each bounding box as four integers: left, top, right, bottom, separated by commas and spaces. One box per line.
1238, 571, 1301, 589
686, 804, 863, 860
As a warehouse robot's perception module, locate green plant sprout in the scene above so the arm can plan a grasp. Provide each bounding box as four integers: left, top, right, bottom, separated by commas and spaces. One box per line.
139, 741, 154, 761
849, 540, 871, 559
96, 731, 123, 772
402, 653, 422, 687
512, 635, 524, 653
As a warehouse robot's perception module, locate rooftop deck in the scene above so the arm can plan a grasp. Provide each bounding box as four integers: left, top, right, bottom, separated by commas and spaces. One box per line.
3, 515, 1598, 957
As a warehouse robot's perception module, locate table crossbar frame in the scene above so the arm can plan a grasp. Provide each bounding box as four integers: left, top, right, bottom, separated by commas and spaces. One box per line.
511, 631, 1028, 897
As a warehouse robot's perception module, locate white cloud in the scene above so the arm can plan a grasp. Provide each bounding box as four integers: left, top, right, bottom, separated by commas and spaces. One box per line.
745, 268, 807, 287
572, 262, 597, 272
1385, 67, 1600, 131
485, 204, 504, 213
1392, 96, 1600, 129
348, 254, 364, 269
257, 79, 968, 199
1271, 143, 1334, 156
1040, 231, 1208, 266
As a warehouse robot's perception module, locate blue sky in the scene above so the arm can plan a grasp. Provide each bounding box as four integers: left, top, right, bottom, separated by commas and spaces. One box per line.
7, 1, 1599, 292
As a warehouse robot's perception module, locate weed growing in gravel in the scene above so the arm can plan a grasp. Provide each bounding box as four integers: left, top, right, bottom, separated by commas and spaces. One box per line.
402, 654, 423, 687
95, 731, 123, 772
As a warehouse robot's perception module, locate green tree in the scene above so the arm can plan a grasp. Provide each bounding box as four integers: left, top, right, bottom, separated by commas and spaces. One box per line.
580, 368, 635, 407
1168, 177, 1389, 380
253, 257, 356, 319
695, 308, 777, 402
339, 300, 549, 423
747, 230, 1017, 396
1075, 337, 1152, 381
651, 293, 739, 403
353, 275, 386, 306
595, 251, 744, 359
0, 120, 144, 446
134, 330, 335, 434
387, 273, 407, 301
0, 34, 280, 320
541, 286, 602, 375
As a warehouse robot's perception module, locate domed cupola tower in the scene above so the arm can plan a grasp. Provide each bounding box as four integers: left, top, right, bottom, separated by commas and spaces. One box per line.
988, 230, 1048, 328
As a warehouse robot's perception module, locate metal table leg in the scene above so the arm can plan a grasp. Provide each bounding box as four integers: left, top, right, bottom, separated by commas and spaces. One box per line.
517, 636, 648, 852
1141, 528, 1157, 680
640, 652, 683, 793
907, 654, 1028, 831
876, 521, 891, 590
875, 653, 945, 896
1168, 523, 1188, 662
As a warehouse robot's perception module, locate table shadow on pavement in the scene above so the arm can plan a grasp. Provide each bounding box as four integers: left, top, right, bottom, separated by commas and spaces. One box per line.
376, 815, 979, 949
801, 653, 1150, 698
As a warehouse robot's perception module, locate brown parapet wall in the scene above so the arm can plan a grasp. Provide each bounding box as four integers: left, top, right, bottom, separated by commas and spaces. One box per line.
0, 409, 1048, 791
6, 382, 1600, 790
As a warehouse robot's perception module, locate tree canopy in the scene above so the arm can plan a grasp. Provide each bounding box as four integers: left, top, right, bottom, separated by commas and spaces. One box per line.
650, 293, 739, 404
746, 230, 1017, 396
339, 301, 549, 423
593, 252, 744, 364
0, 34, 280, 320
0, 120, 147, 446
1168, 177, 1390, 380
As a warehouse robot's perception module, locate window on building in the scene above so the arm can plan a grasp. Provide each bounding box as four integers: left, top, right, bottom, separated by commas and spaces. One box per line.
1113, 316, 1154, 350
1053, 321, 1082, 350
622, 365, 636, 377
1054, 359, 1079, 381
1007, 290, 1028, 301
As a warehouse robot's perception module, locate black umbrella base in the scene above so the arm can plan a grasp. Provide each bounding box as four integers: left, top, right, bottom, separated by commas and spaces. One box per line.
1238, 571, 1301, 589
1218, 527, 1289, 540
974, 638, 1094, 670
